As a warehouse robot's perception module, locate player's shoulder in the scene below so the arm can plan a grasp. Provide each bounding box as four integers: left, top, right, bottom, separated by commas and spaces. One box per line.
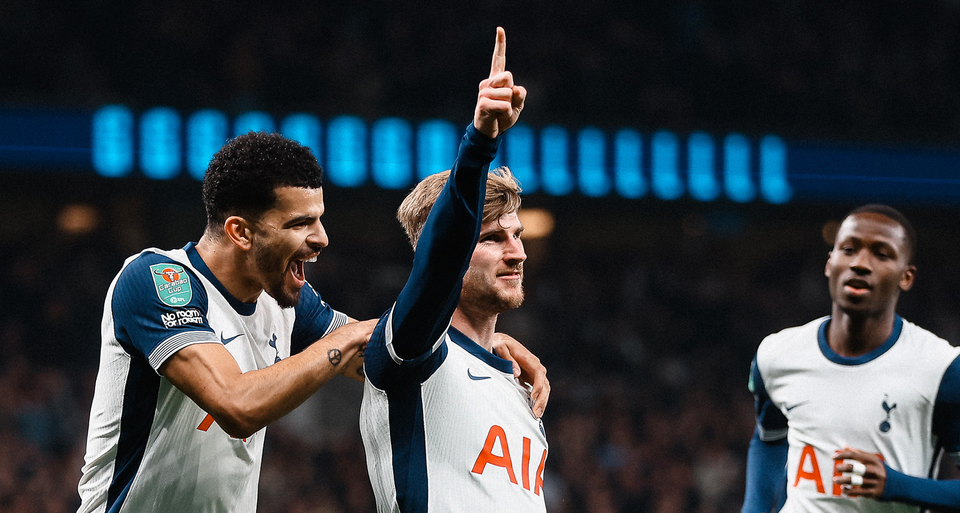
118, 247, 185, 270
113, 248, 203, 306
895, 319, 960, 394
758, 317, 826, 353
289, 280, 341, 323
296, 280, 326, 307
117, 249, 189, 282
754, 317, 827, 375
899, 318, 960, 358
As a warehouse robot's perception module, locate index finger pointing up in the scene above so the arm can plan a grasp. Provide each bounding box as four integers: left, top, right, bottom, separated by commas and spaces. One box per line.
489, 27, 506, 78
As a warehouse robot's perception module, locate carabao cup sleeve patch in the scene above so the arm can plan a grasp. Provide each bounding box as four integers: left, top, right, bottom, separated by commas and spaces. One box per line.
149, 263, 193, 307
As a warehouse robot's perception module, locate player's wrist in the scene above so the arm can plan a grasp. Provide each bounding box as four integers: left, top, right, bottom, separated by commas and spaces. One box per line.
463, 123, 501, 160
877, 463, 902, 501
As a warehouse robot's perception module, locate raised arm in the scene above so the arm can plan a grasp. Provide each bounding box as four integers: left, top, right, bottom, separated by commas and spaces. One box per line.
387, 27, 525, 362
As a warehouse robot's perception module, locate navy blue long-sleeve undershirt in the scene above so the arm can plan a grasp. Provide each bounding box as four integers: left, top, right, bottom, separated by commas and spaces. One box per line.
364, 124, 499, 390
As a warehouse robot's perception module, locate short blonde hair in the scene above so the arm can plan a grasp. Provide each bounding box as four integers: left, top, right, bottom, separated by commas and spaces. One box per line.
397, 166, 522, 249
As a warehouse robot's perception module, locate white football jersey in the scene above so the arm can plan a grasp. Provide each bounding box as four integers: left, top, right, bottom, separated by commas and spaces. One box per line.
359, 125, 546, 512
754, 316, 960, 512
361, 324, 548, 513
77, 244, 346, 513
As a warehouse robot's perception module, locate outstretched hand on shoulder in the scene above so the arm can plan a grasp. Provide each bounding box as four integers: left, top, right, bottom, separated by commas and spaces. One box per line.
473, 27, 526, 139
493, 332, 550, 418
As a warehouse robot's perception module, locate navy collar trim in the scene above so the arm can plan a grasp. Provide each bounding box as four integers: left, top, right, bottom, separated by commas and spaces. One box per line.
448, 327, 515, 375
184, 242, 257, 316
818, 315, 903, 365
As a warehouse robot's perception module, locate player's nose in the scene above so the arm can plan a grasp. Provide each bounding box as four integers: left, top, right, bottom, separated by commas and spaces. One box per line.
503, 236, 525, 264
849, 250, 871, 273
308, 222, 329, 249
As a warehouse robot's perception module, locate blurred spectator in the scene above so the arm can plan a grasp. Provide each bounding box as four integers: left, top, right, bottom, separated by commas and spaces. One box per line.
2, 2, 960, 510
3, 181, 958, 512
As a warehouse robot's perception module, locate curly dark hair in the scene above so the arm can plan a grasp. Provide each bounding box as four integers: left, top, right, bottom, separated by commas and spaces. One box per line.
202, 131, 323, 232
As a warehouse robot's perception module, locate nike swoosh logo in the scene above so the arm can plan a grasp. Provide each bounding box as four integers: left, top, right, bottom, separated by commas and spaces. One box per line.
785, 401, 809, 412
467, 369, 491, 381
221, 333, 243, 345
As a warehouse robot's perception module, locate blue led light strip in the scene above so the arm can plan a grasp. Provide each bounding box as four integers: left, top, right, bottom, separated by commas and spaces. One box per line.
87, 104, 804, 203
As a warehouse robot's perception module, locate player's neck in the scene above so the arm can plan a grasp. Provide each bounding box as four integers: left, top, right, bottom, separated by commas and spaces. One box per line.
827, 307, 898, 357
196, 234, 263, 304
451, 308, 499, 352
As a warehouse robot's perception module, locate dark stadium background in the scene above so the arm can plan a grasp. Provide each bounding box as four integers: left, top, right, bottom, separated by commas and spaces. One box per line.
2, 1, 960, 511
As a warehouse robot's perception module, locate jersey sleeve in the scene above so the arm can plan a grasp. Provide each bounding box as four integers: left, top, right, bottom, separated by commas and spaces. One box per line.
742, 429, 788, 513
364, 125, 499, 389
750, 355, 788, 441
111, 252, 217, 373
933, 354, 960, 460
289, 281, 349, 354
743, 355, 789, 513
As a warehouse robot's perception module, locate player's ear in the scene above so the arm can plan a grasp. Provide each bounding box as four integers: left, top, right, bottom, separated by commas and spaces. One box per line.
224, 216, 255, 251
899, 264, 917, 292
824, 251, 833, 278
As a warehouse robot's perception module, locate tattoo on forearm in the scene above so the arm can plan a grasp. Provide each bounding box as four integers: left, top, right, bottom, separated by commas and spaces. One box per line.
328, 348, 342, 366
354, 343, 367, 376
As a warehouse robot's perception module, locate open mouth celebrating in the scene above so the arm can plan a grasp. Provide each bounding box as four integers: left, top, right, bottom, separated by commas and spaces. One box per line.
288, 253, 319, 288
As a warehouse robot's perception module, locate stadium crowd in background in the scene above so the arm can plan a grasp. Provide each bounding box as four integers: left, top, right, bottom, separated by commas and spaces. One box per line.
3, 199, 960, 512
3, 1, 960, 512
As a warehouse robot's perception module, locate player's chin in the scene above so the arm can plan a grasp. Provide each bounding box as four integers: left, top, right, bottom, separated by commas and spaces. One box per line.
837, 300, 880, 318
501, 290, 525, 310
277, 291, 301, 309
270, 283, 303, 309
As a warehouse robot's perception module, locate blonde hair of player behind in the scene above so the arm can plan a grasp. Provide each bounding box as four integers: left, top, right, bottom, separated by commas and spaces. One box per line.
398, 166, 522, 250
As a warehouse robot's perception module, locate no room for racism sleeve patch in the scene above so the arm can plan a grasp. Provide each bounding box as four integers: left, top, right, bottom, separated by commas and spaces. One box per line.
150, 263, 193, 307
160, 308, 205, 328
